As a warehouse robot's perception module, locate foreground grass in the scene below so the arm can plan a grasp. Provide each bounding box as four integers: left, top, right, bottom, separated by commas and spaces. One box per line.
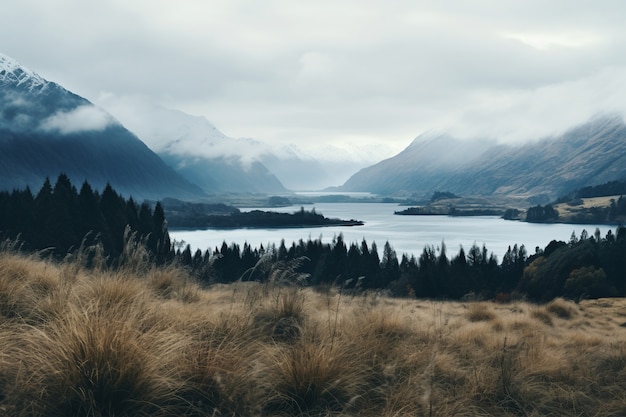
1, 251, 626, 416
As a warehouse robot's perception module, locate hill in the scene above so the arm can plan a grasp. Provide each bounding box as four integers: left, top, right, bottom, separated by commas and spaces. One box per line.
340, 116, 626, 202
512, 179, 626, 224
0, 53, 205, 200
339, 133, 496, 197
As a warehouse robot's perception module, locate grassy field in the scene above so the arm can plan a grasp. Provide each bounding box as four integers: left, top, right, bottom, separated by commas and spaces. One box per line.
1, 250, 626, 416
554, 195, 619, 221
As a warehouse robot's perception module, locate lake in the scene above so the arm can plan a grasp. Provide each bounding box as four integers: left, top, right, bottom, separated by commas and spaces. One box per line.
169, 202, 615, 261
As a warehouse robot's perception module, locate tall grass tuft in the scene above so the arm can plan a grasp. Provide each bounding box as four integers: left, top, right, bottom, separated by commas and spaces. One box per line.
147, 266, 201, 303
0, 252, 68, 324
259, 333, 369, 416
253, 286, 307, 343
545, 297, 578, 319
6, 302, 189, 417
466, 302, 497, 322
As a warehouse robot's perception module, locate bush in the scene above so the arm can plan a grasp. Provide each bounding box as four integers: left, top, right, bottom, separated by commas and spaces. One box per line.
564, 266, 612, 299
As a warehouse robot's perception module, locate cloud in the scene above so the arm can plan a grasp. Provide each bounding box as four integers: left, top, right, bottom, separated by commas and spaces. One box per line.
445, 65, 626, 143
97, 94, 272, 163
3, 0, 626, 156
504, 31, 605, 50
39, 105, 116, 135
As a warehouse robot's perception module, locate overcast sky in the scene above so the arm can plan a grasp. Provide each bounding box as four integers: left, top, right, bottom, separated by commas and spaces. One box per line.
2, 0, 626, 159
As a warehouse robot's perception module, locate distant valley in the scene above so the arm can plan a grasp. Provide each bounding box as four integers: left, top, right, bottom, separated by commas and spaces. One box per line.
98, 97, 378, 192
3, 52, 626, 208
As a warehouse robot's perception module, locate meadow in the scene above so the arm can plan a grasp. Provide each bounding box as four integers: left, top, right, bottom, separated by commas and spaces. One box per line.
1, 245, 626, 416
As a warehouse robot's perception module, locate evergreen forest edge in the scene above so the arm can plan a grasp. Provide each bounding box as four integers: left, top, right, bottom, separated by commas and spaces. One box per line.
1, 174, 625, 302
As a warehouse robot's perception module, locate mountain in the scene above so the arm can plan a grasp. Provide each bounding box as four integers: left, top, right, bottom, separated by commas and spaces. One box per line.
0, 53, 205, 200
254, 144, 374, 192
99, 98, 380, 191
340, 116, 626, 201
96, 100, 287, 193
339, 132, 496, 196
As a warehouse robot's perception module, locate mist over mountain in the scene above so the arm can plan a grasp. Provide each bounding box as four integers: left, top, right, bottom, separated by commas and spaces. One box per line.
340, 133, 497, 196
99, 97, 380, 191
0, 53, 205, 200
447, 115, 626, 200
340, 116, 626, 202
94, 100, 288, 193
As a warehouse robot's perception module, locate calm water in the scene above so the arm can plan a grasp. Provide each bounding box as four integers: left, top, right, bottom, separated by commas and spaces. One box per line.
169, 202, 615, 261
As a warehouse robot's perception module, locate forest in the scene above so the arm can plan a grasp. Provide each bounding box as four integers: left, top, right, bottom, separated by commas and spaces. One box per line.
0, 174, 171, 264
1, 174, 625, 302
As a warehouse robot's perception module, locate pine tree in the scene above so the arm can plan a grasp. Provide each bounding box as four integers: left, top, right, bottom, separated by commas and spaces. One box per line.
99, 183, 128, 259
450, 246, 470, 298
48, 174, 80, 254
151, 202, 171, 263
380, 241, 400, 288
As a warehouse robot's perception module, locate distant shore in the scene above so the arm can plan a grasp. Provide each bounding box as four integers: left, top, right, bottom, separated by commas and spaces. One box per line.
167, 208, 364, 229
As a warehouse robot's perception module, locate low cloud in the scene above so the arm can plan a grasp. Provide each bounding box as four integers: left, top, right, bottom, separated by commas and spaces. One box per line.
7, 1, 623, 161
39, 105, 116, 134
445, 66, 626, 143
98, 94, 298, 163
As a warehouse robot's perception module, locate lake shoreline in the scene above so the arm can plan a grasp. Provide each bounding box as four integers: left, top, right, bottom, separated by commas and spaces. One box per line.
170, 203, 615, 261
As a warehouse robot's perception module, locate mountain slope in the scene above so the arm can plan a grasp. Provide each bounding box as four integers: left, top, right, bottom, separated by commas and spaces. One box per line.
340, 116, 626, 201
96, 100, 287, 193
339, 133, 496, 196
99, 98, 381, 191
443, 116, 626, 199
0, 53, 205, 200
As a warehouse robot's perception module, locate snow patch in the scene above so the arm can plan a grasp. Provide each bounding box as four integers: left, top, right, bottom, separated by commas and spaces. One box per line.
0, 53, 49, 91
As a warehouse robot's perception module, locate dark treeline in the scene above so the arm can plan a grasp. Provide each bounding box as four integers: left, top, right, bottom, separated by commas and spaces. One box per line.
575, 180, 626, 199
167, 206, 363, 229
525, 204, 560, 223
0, 174, 171, 264
184, 227, 626, 302
2, 175, 626, 301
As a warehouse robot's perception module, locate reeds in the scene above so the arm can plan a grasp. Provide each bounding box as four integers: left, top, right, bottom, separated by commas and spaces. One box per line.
1, 250, 626, 416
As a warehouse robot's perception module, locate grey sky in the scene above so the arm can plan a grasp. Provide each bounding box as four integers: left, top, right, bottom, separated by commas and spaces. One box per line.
2, 0, 626, 159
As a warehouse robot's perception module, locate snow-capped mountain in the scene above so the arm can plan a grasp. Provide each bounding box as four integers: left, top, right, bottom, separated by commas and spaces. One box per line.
0, 53, 205, 200
0, 54, 49, 91
99, 97, 383, 191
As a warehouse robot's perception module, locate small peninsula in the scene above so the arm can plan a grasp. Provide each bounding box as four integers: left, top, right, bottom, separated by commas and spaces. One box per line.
167, 205, 364, 229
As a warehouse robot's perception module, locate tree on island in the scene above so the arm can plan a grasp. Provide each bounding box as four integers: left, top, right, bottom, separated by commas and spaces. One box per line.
526, 204, 559, 222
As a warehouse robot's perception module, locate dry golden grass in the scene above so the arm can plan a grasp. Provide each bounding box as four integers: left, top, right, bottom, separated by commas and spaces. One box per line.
554, 195, 620, 217
554, 195, 619, 219
2, 251, 626, 416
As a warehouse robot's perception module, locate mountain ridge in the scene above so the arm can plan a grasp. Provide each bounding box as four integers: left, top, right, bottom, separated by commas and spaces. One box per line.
0, 53, 205, 200
339, 134, 496, 196
339, 115, 626, 202
98, 98, 373, 191
0, 53, 49, 91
